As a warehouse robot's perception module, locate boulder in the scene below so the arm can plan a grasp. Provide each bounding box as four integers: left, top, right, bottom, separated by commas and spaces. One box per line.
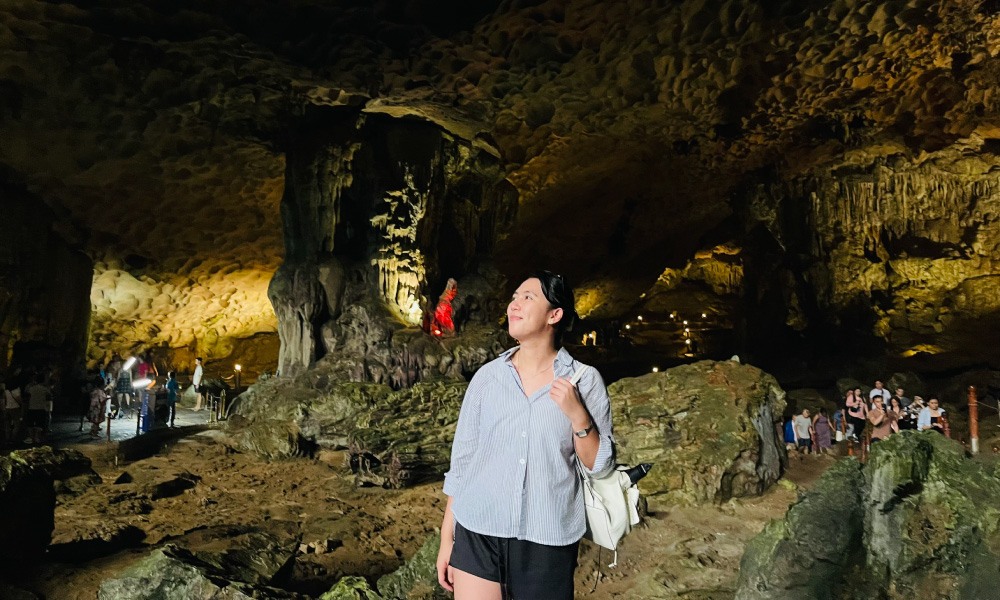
320, 577, 383, 600
0, 451, 58, 560
736, 431, 1000, 600
347, 382, 467, 488
17, 447, 102, 497
376, 533, 447, 600
98, 545, 306, 600
735, 458, 864, 600
610, 360, 787, 508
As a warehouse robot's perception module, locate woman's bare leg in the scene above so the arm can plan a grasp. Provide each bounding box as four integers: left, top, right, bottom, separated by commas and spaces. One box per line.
453, 568, 501, 600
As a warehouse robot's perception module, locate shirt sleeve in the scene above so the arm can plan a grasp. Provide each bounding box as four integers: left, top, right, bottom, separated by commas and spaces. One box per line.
442, 369, 486, 497
578, 366, 616, 478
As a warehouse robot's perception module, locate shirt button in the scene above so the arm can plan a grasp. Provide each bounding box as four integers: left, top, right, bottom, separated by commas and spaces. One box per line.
519, 458, 526, 465
522, 431, 527, 437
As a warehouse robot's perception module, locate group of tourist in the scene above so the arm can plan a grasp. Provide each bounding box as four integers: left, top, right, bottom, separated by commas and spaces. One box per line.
784, 380, 949, 454
0, 353, 204, 447
0, 369, 55, 446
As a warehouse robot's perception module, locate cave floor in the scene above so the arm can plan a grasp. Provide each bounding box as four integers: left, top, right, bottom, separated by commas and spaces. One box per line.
3, 432, 849, 600
45, 406, 213, 446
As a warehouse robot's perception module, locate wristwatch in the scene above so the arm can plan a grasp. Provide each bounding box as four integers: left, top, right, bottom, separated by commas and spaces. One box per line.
574, 422, 593, 438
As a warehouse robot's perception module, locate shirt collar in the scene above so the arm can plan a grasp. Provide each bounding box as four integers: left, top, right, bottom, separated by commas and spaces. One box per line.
502, 346, 576, 372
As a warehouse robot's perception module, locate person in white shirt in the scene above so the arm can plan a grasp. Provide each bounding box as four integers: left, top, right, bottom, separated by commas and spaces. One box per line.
193, 357, 205, 411
1, 382, 21, 445
869, 380, 891, 407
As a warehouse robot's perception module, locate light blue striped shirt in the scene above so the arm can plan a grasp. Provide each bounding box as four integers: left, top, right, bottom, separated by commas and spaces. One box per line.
443, 346, 616, 546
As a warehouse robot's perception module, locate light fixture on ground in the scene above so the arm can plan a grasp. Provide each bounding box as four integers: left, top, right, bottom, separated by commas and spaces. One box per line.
685, 339, 691, 345
701, 313, 707, 318
625, 324, 631, 330
637, 315, 643, 321
652, 367, 659, 373
234, 364, 242, 392
682, 320, 688, 325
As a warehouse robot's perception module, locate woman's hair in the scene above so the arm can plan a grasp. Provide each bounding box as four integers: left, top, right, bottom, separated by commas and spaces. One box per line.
845, 390, 855, 401
819, 407, 827, 415
531, 270, 577, 345
890, 397, 901, 409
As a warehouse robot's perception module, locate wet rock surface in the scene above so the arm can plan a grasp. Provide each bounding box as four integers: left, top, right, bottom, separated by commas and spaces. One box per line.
736, 431, 1000, 600
610, 359, 787, 509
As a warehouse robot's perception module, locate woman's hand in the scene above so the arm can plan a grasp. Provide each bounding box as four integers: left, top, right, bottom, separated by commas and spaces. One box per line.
550, 378, 590, 430
437, 537, 455, 592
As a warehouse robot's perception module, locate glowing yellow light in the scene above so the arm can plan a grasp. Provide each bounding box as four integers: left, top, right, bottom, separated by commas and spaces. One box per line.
684, 328, 689, 333
685, 339, 691, 345
652, 367, 659, 373
625, 324, 631, 330
683, 320, 688, 325
670, 313, 676, 319
637, 315, 643, 321
589, 331, 596, 339
583, 335, 589, 344
235, 364, 242, 372
701, 313, 707, 318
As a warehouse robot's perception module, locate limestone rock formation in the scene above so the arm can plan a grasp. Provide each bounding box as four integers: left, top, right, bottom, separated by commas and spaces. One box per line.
97, 544, 304, 600
610, 360, 787, 509
736, 431, 1000, 600
375, 533, 447, 600
735, 459, 864, 600
268, 113, 515, 377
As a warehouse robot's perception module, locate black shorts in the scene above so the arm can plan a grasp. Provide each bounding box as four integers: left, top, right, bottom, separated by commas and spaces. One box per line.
449, 521, 579, 600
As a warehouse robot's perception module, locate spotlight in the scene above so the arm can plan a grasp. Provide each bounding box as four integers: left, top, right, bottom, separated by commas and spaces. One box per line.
132, 378, 152, 388
123, 357, 136, 371
235, 364, 242, 372
637, 315, 643, 321
652, 367, 659, 373
685, 339, 691, 345
701, 313, 707, 318
683, 320, 688, 325
625, 324, 631, 330
670, 313, 676, 319
684, 328, 690, 333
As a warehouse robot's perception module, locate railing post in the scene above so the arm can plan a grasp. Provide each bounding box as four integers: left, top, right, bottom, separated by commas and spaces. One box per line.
969, 386, 979, 454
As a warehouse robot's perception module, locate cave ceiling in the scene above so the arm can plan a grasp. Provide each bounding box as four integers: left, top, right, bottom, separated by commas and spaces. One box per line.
3, 0, 1000, 360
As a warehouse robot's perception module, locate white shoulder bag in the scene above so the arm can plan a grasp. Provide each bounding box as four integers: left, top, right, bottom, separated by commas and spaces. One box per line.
570, 365, 646, 567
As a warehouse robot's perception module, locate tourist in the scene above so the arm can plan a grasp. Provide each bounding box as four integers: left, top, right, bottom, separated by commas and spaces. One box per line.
1, 382, 21, 445
114, 361, 133, 418
783, 417, 796, 451
869, 380, 891, 406
868, 396, 897, 443
437, 271, 614, 600
165, 371, 179, 428
87, 383, 108, 437
24, 374, 52, 445
903, 396, 924, 430
811, 407, 834, 454
888, 397, 908, 430
832, 407, 844, 440
193, 357, 205, 411
845, 390, 867, 442
894, 387, 912, 409
793, 409, 813, 454
918, 397, 946, 434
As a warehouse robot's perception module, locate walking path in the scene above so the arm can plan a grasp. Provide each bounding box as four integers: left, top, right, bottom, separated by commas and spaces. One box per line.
42, 406, 214, 446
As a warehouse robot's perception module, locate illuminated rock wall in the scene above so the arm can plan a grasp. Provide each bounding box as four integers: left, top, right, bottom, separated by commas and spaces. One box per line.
743, 138, 1000, 368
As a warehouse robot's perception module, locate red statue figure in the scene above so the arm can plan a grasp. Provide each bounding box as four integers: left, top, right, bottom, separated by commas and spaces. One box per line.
430, 278, 458, 337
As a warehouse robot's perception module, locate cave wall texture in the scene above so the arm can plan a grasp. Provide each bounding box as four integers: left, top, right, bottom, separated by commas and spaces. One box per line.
0, 182, 92, 377
3, 0, 1000, 371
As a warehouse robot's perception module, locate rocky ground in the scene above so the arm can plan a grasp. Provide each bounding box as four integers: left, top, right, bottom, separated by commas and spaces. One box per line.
2, 428, 838, 600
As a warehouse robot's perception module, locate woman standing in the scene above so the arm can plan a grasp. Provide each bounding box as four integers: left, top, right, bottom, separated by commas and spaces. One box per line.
845, 390, 867, 442
437, 271, 615, 600
811, 408, 834, 454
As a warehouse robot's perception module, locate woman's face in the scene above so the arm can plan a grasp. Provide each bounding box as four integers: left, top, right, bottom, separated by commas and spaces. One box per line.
929, 399, 939, 410
507, 278, 560, 342
891, 399, 901, 411
855, 388, 863, 397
